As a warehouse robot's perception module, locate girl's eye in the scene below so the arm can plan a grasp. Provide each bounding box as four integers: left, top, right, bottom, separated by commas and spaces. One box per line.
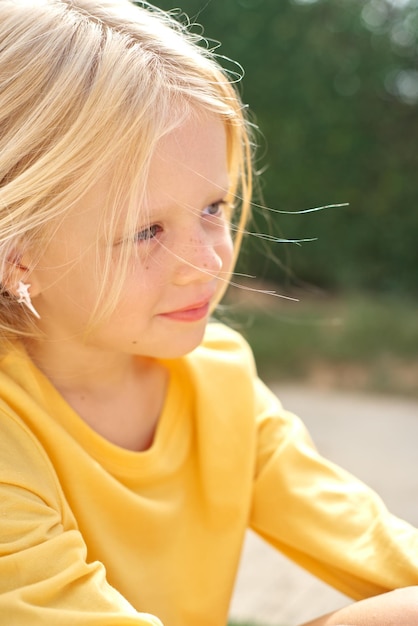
134, 224, 162, 243
203, 200, 227, 217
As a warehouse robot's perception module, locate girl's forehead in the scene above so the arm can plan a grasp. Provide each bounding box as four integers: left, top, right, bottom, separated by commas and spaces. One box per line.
45, 113, 229, 247
145, 114, 229, 209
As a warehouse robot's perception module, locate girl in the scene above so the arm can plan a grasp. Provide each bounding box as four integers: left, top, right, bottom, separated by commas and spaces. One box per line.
0, 1, 417, 625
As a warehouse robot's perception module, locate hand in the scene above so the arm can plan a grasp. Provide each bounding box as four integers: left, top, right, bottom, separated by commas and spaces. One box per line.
300, 586, 418, 626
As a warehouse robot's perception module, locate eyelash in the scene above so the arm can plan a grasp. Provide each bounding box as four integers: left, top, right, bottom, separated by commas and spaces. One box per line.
203, 200, 227, 216
134, 224, 162, 243
134, 200, 227, 243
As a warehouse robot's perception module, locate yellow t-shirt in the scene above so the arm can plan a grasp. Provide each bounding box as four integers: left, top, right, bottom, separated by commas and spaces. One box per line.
0, 323, 417, 625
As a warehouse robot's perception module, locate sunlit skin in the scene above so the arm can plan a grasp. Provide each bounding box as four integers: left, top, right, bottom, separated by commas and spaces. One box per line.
21, 113, 233, 449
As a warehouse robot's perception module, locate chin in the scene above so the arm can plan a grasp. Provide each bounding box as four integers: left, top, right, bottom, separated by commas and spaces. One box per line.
159, 329, 207, 360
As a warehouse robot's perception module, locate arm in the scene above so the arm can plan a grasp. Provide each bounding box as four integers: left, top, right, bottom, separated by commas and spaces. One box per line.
250, 378, 418, 599
301, 587, 418, 626
0, 486, 163, 625
0, 411, 162, 626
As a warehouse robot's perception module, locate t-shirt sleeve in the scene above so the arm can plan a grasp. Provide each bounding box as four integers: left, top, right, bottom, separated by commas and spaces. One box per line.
0, 408, 163, 626
250, 378, 418, 599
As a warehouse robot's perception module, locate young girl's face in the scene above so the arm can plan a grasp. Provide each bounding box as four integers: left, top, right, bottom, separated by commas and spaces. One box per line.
29, 113, 233, 359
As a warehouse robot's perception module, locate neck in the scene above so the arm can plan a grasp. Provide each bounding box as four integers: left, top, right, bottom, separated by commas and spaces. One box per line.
23, 336, 145, 397
22, 336, 169, 452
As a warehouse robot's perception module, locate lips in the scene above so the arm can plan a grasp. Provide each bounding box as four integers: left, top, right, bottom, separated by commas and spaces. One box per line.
159, 298, 212, 322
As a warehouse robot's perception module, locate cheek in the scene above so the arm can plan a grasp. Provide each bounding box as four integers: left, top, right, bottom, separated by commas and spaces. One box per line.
220, 228, 234, 268
112, 266, 159, 313
36, 254, 97, 312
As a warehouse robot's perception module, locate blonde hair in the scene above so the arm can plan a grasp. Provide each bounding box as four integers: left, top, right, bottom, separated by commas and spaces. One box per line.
0, 0, 253, 340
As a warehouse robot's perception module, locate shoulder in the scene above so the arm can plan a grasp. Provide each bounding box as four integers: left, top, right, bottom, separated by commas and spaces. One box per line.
0, 397, 64, 511
192, 322, 256, 373
182, 323, 259, 412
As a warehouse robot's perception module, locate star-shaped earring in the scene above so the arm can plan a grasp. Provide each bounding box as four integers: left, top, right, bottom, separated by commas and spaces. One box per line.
16, 281, 41, 319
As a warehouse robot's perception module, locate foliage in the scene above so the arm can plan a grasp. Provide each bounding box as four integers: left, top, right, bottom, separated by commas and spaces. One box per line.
218, 291, 418, 396
153, 0, 418, 297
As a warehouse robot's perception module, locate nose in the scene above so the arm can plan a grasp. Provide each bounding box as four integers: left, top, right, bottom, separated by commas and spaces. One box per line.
172, 232, 224, 286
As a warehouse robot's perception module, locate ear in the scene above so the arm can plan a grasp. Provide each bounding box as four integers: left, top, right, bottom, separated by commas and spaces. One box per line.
2, 249, 41, 299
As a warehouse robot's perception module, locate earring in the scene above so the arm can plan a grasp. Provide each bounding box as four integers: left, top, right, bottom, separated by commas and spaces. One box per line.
16, 281, 41, 320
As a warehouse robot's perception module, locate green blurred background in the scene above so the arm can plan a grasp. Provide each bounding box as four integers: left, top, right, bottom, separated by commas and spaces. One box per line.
153, 0, 418, 396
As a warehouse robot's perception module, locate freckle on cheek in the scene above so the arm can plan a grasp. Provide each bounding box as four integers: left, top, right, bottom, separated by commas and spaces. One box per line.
132, 341, 137, 344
